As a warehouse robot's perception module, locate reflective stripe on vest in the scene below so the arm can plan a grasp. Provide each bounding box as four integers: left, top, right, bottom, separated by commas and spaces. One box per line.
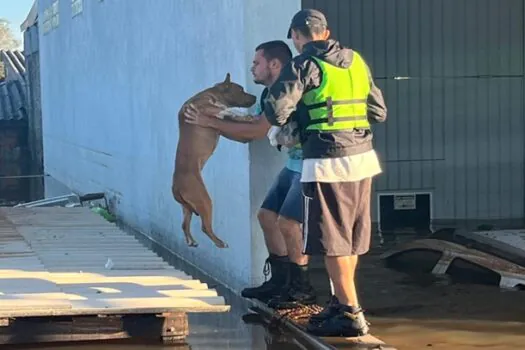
302, 53, 371, 131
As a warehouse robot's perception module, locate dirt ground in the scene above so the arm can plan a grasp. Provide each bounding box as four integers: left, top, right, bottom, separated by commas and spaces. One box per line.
307, 244, 525, 350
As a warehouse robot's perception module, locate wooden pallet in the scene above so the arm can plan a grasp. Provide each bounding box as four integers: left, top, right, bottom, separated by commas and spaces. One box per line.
0, 207, 229, 345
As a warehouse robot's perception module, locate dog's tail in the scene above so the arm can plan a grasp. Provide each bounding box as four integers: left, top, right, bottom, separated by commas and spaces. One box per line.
172, 188, 200, 217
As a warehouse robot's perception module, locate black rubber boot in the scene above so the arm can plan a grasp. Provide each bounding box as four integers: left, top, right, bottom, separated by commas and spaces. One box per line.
306, 304, 370, 337
241, 254, 290, 303
267, 263, 316, 309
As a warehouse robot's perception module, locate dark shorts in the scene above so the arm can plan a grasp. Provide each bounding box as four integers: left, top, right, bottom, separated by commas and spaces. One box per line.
302, 178, 372, 257
260, 167, 303, 223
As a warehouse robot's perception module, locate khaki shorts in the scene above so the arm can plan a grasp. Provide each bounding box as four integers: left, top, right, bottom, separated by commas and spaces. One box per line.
302, 178, 372, 257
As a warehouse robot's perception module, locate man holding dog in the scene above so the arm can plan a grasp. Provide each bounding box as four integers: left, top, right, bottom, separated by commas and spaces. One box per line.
261, 9, 388, 337
183, 40, 317, 308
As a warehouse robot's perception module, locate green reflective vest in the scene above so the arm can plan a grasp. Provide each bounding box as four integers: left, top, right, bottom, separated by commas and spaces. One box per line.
302, 52, 371, 131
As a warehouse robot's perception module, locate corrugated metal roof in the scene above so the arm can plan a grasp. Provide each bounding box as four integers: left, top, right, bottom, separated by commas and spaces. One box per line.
0, 50, 26, 82
0, 80, 27, 121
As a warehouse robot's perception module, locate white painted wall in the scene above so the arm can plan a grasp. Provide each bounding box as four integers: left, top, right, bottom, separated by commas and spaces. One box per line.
38, 0, 300, 291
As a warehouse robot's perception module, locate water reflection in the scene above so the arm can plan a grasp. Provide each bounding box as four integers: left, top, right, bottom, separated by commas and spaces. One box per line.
12, 175, 525, 350
11, 175, 316, 350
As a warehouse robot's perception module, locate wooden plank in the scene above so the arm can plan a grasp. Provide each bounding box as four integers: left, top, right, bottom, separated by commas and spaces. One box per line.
0, 276, 206, 290
50, 276, 201, 285
0, 313, 190, 345
0, 293, 86, 301
0, 281, 64, 293
320, 335, 388, 347
0, 264, 46, 270
59, 281, 209, 291
61, 289, 219, 299
0, 286, 67, 294
0, 289, 218, 300
0, 298, 71, 310
0, 302, 229, 317
52, 275, 200, 289
70, 296, 227, 310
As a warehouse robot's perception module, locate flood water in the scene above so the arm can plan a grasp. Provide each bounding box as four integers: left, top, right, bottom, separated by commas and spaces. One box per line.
9, 175, 525, 349
10, 175, 321, 350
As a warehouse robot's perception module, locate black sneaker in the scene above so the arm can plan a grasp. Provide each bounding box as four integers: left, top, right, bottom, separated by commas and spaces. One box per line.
241, 254, 290, 303
308, 295, 340, 326
306, 304, 370, 337
267, 263, 316, 309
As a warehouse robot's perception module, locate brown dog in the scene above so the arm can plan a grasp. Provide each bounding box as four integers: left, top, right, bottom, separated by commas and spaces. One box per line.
172, 73, 256, 248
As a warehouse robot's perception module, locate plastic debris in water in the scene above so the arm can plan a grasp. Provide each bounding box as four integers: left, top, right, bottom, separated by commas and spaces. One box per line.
105, 258, 114, 269
91, 206, 116, 222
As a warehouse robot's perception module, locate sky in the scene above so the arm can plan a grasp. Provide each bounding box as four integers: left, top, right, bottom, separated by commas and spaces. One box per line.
1, 0, 36, 48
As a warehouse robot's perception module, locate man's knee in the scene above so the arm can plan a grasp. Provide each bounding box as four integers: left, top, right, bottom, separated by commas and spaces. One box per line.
277, 215, 301, 236
258, 208, 278, 228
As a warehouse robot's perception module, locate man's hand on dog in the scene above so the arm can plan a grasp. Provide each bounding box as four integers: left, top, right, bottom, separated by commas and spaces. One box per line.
184, 97, 229, 127
184, 103, 216, 127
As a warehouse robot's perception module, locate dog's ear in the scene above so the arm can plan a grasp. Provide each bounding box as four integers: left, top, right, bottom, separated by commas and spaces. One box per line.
224, 73, 231, 84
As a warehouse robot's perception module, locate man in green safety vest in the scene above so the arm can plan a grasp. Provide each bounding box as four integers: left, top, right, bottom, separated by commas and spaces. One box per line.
262, 9, 387, 337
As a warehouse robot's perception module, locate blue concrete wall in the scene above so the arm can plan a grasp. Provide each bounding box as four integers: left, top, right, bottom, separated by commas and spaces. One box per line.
38, 0, 300, 291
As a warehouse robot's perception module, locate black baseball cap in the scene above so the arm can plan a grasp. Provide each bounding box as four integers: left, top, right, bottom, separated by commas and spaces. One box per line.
287, 9, 328, 39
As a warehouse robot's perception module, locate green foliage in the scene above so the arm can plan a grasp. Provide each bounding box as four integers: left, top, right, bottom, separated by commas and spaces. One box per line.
0, 18, 21, 50
0, 61, 5, 81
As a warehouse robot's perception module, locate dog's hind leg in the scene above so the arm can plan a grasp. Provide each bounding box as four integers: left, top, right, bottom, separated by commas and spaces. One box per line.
199, 203, 228, 249
182, 206, 198, 247
192, 182, 228, 249
172, 184, 199, 247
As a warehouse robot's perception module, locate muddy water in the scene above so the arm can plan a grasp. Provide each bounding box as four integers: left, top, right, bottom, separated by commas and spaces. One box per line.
350, 238, 525, 350
11, 177, 311, 350
372, 318, 525, 350
19, 232, 525, 350
12, 176, 525, 349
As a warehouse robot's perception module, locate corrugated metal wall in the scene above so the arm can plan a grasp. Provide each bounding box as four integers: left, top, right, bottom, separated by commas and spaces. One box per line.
0, 80, 31, 206
302, 0, 524, 222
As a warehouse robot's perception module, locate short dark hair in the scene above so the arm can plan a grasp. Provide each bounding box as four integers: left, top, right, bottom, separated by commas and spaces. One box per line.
255, 40, 293, 66
293, 25, 327, 40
